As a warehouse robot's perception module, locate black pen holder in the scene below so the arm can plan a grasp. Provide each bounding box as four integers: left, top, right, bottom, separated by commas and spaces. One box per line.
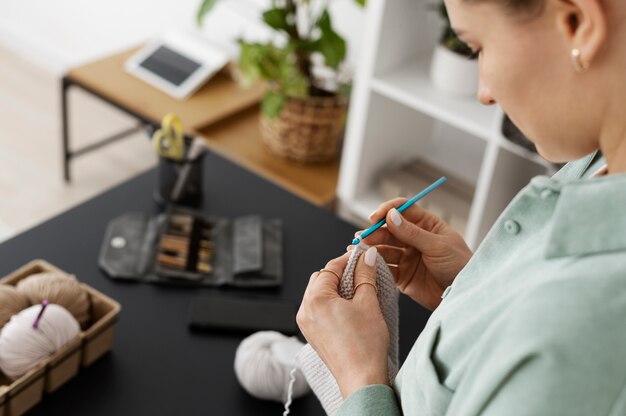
155, 154, 205, 207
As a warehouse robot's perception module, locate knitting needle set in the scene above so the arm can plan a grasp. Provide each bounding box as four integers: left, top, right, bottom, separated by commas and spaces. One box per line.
157, 213, 214, 275
100, 208, 284, 287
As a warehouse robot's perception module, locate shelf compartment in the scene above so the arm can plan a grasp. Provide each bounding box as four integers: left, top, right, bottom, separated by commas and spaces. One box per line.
348, 92, 437, 199
379, 158, 473, 234
371, 54, 498, 142
340, 92, 487, 236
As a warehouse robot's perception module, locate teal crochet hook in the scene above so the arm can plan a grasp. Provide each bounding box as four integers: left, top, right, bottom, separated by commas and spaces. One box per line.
352, 176, 447, 245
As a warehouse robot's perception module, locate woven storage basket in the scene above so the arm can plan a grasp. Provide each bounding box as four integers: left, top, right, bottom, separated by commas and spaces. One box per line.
0, 260, 121, 416
259, 94, 347, 163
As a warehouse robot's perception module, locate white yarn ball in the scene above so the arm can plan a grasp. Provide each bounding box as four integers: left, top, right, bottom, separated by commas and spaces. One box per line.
234, 331, 310, 402
0, 303, 80, 379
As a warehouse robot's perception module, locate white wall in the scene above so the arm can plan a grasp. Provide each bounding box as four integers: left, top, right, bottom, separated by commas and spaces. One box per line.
0, 0, 365, 74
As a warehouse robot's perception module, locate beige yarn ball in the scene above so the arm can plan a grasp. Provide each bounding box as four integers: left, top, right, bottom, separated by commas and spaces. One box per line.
16, 272, 91, 328
0, 286, 30, 328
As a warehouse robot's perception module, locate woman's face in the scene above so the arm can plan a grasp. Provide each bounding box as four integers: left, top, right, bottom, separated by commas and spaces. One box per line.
444, 0, 599, 162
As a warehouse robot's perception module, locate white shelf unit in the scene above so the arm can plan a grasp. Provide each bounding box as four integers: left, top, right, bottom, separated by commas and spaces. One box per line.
337, 0, 553, 249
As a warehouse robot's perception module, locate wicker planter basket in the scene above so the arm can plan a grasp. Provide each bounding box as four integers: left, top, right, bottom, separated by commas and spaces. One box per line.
259, 94, 347, 163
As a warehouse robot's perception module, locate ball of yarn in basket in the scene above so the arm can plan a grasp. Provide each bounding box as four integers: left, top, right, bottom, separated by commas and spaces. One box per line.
0, 286, 30, 328
234, 331, 310, 402
16, 272, 90, 328
0, 302, 80, 379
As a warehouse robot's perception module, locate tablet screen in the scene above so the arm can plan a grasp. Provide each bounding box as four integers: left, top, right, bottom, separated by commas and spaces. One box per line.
138, 45, 202, 86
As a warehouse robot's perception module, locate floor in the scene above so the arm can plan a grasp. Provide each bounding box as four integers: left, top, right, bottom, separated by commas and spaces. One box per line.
0, 45, 157, 243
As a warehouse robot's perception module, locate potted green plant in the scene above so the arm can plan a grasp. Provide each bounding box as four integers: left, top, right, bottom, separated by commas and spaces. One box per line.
429, 1, 478, 96
197, 0, 364, 163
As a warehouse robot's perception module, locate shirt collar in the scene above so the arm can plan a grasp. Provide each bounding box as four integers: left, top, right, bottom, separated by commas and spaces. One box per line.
552, 150, 600, 181
545, 159, 626, 259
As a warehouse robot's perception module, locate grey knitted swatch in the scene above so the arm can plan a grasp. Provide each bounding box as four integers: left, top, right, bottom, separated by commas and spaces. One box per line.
295, 243, 400, 415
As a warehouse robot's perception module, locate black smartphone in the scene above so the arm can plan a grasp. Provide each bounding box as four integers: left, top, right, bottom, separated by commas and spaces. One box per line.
189, 294, 298, 335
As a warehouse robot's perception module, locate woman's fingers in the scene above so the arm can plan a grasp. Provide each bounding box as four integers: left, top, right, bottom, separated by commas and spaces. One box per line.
298, 253, 348, 336
387, 265, 400, 282
356, 227, 407, 248
368, 198, 407, 223
376, 245, 404, 265
385, 208, 441, 254
311, 252, 350, 293
353, 247, 379, 303
357, 208, 437, 249
347, 245, 401, 281
369, 199, 440, 232
373, 245, 402, 284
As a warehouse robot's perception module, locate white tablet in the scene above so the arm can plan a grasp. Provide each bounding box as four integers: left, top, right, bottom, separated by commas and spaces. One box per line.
125, 31, 229, 100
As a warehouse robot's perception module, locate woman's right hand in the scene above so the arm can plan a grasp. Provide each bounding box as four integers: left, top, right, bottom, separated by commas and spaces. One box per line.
358, 199, 473, 310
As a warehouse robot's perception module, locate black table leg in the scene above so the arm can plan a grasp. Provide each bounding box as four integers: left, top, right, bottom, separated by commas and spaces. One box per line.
60, 76, 150, 183
61, 76, 72, 182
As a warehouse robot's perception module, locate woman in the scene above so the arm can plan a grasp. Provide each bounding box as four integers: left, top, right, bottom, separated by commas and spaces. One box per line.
296, 0, 626, 414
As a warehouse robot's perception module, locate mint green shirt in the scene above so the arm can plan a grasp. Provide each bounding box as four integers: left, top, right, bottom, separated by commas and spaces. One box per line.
338, 151, 626, 415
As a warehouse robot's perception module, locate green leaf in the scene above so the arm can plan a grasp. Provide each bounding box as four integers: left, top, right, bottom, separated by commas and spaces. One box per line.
317, 34, 346, 69
261, 91, 287, 119
296, 39, 319, 52
279, 61, 308, 97
196, 0, 219, 27
354, 0, 366, 7
262, 8, 292, 33
238, 42, 262, 86
238, 41, 309, 97
313, 11, 347, 69
317, 10, 332, 33
239, 42, 278, 86
312, 11, 346, 69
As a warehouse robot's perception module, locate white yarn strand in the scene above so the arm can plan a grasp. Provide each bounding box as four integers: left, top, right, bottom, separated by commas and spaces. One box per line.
283, 366, 298, 416
0, 303, 80, 379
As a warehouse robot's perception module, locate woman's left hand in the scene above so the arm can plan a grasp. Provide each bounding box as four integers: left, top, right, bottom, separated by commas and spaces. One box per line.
296, 247, 390, 399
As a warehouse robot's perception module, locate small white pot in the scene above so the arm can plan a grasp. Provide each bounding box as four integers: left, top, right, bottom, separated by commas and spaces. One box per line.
429, 44, 479, 97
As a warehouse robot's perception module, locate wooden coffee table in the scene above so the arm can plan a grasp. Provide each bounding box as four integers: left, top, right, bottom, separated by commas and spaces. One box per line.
62, 47, 339, 207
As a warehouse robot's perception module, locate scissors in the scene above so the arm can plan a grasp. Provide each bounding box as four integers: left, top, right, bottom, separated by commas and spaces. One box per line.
152, 113, 186, 161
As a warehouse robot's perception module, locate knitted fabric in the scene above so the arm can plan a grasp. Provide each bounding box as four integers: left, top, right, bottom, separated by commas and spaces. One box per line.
295, 243, 400, 415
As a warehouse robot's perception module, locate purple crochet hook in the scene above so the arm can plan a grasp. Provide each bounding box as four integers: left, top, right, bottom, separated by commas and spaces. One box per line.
32, 300, 49, 329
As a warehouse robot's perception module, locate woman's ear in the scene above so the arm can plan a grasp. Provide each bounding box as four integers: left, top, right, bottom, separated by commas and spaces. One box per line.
554, 0, 607, 67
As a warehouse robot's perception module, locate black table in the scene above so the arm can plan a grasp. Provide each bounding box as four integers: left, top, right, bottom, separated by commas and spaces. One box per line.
0, 153, 431, 415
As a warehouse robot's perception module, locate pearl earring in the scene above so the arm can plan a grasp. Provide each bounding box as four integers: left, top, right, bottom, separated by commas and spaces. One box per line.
571, 49, 589, 72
